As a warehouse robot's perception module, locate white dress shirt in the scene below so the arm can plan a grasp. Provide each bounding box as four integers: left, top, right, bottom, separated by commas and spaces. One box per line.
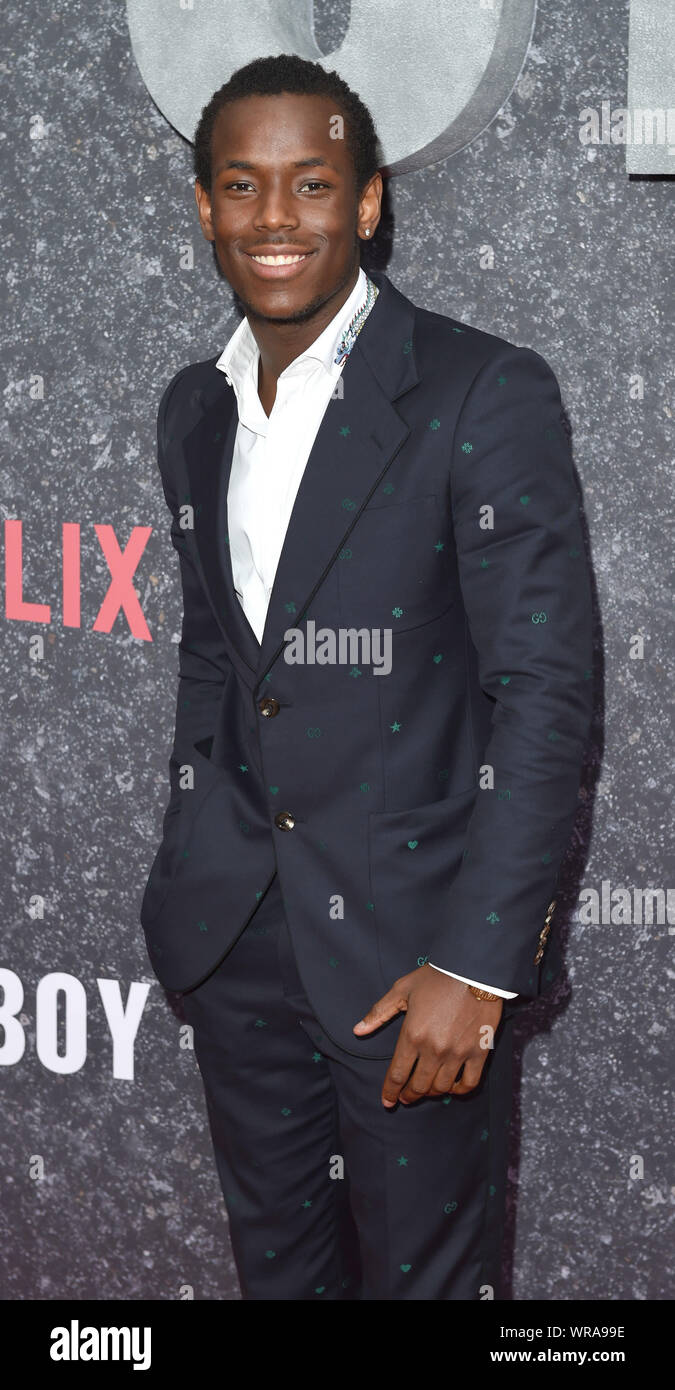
215, 267, 516, 1001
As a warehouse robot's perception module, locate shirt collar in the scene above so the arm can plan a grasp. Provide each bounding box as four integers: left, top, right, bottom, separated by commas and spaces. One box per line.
215, 265, 368, 430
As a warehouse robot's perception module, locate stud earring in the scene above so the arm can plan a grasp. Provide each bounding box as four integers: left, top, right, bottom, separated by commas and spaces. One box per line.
364, 227, 370, 236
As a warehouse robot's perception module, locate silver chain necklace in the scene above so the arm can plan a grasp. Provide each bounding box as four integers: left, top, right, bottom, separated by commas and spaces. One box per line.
334, 275, 379, 365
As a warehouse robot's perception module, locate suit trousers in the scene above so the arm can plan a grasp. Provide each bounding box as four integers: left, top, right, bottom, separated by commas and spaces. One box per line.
179, 870, 518, 1300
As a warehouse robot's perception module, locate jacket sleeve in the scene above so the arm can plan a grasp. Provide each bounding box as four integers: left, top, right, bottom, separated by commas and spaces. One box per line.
154, 368, 232, 845
426, 344, 594, 996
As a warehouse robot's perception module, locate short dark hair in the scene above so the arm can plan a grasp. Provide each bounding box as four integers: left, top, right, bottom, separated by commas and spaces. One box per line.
193, 53, 380, 197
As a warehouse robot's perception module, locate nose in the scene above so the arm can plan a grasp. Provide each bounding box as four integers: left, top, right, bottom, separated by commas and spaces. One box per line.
253, 178, 299, 233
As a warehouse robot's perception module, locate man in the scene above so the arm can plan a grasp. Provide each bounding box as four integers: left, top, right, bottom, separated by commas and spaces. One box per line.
140, 53, 593, 1300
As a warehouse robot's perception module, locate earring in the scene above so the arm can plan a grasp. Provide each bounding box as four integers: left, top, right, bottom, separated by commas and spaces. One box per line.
364, 228, 370, 236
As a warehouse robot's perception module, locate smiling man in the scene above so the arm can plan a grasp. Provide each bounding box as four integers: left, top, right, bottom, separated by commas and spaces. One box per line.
140, 54, 593, 1301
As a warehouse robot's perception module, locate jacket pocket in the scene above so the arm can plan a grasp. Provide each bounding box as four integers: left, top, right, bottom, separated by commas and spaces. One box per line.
368, 783, 478, 984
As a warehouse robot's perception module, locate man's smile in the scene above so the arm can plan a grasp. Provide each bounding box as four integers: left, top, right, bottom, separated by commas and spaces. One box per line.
243, 246, 317, 279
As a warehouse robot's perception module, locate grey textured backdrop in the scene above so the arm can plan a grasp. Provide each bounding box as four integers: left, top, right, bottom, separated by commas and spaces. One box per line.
1, 0, 673, 1301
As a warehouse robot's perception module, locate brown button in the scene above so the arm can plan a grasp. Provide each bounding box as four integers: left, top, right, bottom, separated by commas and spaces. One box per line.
259, 696, 280, 718
274, 810, 295, 831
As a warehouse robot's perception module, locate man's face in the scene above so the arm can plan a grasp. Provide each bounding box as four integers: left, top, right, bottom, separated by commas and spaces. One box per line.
195, 92, 380, 324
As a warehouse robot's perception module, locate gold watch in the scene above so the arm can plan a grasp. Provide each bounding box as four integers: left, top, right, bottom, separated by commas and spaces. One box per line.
467, 984, 501, 1002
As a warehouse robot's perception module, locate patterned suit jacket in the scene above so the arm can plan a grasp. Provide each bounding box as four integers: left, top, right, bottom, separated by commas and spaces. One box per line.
139, 268, 593, 1057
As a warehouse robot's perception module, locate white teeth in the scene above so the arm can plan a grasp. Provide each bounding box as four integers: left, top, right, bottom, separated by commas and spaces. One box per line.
250, 253, 307, 265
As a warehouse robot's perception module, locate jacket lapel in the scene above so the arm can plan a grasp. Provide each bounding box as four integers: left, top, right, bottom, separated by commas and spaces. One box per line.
183, 385, 262, 681
182, 270, 420, 688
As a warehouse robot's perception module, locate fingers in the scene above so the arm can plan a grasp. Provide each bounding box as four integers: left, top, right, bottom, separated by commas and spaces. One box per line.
432, 1054, 486, 1097
397, 1053, 442, 1104
353, 979, 409, 1036
381, 1037, 419, 1108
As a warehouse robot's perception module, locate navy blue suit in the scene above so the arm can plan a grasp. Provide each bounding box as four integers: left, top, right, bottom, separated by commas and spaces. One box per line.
140, 269, 593, 1297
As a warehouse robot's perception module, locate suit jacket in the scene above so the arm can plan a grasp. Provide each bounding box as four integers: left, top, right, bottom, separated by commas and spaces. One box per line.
139, 268, 593, 1057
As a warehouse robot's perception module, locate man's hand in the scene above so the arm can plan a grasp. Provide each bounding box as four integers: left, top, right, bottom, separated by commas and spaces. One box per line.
353, 965, 503, 1107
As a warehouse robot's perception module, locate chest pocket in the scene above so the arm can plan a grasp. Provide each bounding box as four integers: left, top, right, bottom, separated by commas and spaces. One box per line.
336, 493, 452, 633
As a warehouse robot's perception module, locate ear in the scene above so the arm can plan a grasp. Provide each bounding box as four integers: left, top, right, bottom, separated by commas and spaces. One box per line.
357, 171, 383, 241
194, 180, 215, 243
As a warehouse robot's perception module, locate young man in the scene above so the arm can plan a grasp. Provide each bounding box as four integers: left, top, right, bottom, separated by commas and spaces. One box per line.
140, 54, 593, 1300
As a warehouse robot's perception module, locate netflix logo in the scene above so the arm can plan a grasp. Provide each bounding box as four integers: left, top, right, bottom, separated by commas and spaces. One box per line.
2, 520, 154, 640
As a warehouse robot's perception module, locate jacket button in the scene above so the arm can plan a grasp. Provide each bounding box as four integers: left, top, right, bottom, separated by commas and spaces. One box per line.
259, 696, 280, 717
274, 810, 295, 831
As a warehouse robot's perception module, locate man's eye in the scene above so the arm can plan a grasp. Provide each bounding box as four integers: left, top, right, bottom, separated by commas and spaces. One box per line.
225, 181, 254, 191
299, 181, 329, 192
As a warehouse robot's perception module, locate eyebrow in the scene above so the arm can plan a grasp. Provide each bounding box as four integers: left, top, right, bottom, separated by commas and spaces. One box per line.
214, 156, 341, 176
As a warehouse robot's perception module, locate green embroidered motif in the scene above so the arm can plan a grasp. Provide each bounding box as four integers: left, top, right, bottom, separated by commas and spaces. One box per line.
390, 721, 401, 732
339, 425, 350, 437
461, 441, 473, 454
429, 418, 441, 430
407, 840, 419, 849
